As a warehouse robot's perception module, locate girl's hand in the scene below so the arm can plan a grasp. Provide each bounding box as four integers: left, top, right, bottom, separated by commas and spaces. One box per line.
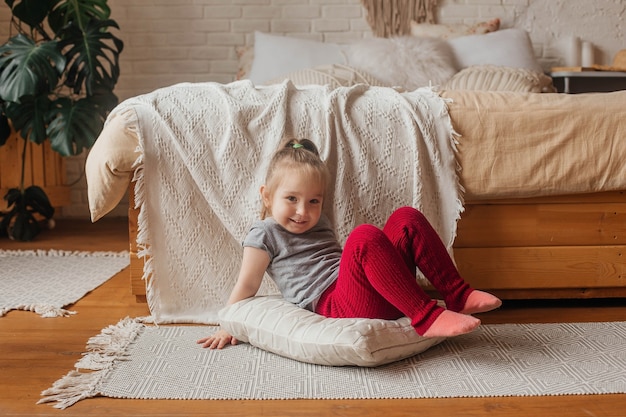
197, 329, 238, 349
197, 247, 268, 350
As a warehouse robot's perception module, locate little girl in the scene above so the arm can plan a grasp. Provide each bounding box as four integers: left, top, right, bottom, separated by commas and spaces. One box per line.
198, 138, 501, 349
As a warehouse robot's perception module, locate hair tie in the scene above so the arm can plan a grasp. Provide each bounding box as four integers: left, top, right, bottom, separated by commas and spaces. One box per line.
292, 143, 304, 149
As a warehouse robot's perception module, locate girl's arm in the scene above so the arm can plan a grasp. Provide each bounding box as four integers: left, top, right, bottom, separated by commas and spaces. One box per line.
197, 246, 270, 349
226, 246, 270, 304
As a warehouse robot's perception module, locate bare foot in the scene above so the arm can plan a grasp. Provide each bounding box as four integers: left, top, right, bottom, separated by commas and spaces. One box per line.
422, 310, 480, 338
459, 290, 502, 315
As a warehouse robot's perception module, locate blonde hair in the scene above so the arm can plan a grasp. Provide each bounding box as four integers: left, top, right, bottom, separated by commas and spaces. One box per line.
261, 138, 330, 219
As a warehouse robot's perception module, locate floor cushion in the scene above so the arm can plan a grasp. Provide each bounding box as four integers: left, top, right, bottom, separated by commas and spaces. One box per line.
219, 295, 445, 367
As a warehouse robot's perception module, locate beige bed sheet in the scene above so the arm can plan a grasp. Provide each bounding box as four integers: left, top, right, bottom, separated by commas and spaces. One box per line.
86, 89, 626, 221
443, 89, 626, 200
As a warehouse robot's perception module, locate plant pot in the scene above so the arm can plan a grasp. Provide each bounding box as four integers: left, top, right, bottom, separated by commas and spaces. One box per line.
0, 132, 71, 212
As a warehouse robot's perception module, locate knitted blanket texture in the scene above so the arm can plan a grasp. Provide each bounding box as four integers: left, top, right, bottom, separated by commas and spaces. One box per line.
113, 80, 461, 324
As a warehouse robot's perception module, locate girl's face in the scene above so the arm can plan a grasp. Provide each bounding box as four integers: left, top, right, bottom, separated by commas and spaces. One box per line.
261, 169, 324, 234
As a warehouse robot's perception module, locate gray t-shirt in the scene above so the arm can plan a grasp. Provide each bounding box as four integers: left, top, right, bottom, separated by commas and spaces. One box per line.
243, 215, 341, 311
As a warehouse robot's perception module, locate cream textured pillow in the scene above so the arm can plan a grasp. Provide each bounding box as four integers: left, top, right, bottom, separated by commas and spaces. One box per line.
263, 63, 387, 88
343, 36, 457, 90
444, 65, 556, 93
410, 18, 501, 39
219, 296, 445, 367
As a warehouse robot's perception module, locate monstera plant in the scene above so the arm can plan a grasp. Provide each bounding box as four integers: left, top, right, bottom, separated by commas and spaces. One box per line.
0, 0, 123, 240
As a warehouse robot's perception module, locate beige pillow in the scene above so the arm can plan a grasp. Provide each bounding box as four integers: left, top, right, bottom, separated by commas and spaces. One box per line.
85, 111, 140, 222
235, 45, 253, 80
219, 295, 445, 367
444, 65, 556, 93
410, 18, 500, 40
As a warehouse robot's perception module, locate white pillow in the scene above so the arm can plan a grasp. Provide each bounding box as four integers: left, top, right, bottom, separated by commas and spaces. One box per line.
448, 28, 543, 73
219, 295, 445, 367
247, 32, 347, 85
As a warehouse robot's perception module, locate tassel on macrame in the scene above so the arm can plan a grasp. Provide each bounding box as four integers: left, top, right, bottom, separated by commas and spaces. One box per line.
38, 317, 144, 409
360, 0, 438, 37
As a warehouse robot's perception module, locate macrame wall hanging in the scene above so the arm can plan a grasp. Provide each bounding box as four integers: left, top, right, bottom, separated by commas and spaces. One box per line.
360, 0, 438, 37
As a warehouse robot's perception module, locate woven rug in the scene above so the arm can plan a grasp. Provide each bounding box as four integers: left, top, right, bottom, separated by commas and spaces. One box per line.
0, 249, 129, 317
40, 319, 626, 409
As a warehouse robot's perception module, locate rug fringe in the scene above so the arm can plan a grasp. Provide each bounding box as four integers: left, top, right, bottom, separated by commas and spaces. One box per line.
5, 304, 77, 318
0, 249, 129, 258
37, 369, 104, 409
38, 317, 145, 409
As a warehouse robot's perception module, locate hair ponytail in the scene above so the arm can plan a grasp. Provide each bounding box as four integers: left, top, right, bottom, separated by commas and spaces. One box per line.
283, 138, 320, 156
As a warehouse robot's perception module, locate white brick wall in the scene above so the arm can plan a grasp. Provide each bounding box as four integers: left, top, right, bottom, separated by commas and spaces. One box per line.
1, 0, 624, 219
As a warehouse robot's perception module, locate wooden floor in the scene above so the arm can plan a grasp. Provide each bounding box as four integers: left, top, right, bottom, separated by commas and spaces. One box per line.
1, 218, 626, 416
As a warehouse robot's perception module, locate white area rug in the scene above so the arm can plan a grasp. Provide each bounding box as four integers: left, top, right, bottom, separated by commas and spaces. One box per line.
40, 319, 626, 409
0, 249, 129, 317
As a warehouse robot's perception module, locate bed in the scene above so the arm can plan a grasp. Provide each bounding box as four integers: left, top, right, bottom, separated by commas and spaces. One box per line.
77, 15, 626, 367
442, 89, 626, 300
81, 7, 626, 367
86, 81, 626, 309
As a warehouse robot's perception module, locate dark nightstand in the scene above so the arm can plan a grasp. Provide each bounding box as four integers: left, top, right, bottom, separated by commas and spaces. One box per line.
550, 70, 626, 93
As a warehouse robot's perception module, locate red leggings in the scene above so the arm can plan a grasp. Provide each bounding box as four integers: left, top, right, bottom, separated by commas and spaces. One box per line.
315, 206, 473, 335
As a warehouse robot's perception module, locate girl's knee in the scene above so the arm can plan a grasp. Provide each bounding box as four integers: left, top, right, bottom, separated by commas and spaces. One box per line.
344, 224, 392, 263
349, 224, 385, 241
346, 224, 394, 252
390, 206, 428, 226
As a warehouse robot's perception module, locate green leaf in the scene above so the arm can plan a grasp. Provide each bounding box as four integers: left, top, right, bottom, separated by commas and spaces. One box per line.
0, 185, 53, 240
0, 34, 65, 102
3, 188, 22, 206
8, 209, 40, 241
24, 185, 55, 219
3, 94, 51, 144
8, 0, 56, 29
60, 18, 123, 95
48, 0, 112, 34
46, 96, 106, 155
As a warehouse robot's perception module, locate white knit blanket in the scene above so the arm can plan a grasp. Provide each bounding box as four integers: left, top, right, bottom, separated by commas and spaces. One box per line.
114, 80, 461, 324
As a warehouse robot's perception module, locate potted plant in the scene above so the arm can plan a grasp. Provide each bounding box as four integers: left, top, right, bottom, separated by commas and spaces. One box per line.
0, 0, 123, 240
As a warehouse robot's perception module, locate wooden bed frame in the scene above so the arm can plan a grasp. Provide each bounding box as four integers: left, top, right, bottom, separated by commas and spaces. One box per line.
127, 187, 626, 303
